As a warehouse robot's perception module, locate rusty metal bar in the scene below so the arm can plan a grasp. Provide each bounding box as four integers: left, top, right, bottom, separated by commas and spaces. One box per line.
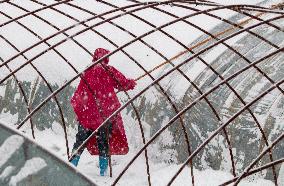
1, 2, 283, 185
0, 2, 200, 181
0, 1, 148, 70
166, 54, 284, 185
0, 0, 74, 27
0, 9, 72, 158
166, 3, 282, 182
4, 1, 153, 178
4, 5, 282, 182
0, 36, 35, 139
3, 0, 222, 139
3, 4, 265, 128
111, 15, 284, 184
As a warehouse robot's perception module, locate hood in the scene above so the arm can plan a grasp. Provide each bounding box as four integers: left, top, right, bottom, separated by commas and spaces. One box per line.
92, 48, 110, 64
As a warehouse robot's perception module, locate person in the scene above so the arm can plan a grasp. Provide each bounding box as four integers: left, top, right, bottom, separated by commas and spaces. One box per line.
70, 48, 136, 176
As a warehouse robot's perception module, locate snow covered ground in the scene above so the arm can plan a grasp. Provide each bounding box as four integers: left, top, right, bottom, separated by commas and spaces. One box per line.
23, 113, 275, 186
1, 0, 283, 185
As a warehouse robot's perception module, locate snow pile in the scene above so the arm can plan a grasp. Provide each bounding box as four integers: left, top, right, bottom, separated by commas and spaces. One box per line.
21, 113, 276, 185
0, 135, 24, 168
9, 157, 47, 186
0, 166, 15, 181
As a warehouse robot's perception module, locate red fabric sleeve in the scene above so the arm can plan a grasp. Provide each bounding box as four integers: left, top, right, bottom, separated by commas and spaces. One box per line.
109, 66, 136, 91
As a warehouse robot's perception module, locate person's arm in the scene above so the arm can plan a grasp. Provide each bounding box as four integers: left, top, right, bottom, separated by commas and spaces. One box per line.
109, 66, 136, 91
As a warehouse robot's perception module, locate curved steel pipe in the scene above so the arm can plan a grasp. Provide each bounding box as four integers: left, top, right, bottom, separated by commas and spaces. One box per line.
4, 5, 282, 180
1, 1, 284, 185
167, 54, 284, 185
3, 1, 153, 179
4, 4, 272, 128
0, 36, 35, 139
111, 15, 284, 184
7, 4, 278, 183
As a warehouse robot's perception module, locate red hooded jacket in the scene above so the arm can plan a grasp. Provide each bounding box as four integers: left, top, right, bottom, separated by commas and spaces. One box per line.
71, 48, 136, 155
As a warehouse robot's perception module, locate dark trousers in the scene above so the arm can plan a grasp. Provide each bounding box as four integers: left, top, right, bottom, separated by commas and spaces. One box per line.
72, 122, 112, 157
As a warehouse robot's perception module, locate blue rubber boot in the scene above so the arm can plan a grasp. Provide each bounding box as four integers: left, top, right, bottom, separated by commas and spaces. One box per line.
99, 156, 109, 176
70, 155, 81, 167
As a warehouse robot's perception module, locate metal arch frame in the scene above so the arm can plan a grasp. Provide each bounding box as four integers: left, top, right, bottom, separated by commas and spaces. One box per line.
2, 1, 284, 185
1, 1, 282, 186
1, 1, 167, 181
0, 0, 219, 158
0, 1, 284, 185
0, 0, 158, 164
122, 1, 283, 181
2, 1, 211, 183
1, 1, 215, 183
110, 14, 284, 185
0, 10, 72, 158
9, 0, 196, 183
22, 9, 284, 186
0, 36, 36, 139
3, 2, 280, 175
2, 0, 146, 172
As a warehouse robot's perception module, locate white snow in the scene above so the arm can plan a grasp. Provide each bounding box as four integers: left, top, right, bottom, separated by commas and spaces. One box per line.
9, 157, 47, 186
0, 112, 19, 126
278, 163, 284, 186
0, 166, 15, 180
20, 113, 277, 185
0, 135, 24, 168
